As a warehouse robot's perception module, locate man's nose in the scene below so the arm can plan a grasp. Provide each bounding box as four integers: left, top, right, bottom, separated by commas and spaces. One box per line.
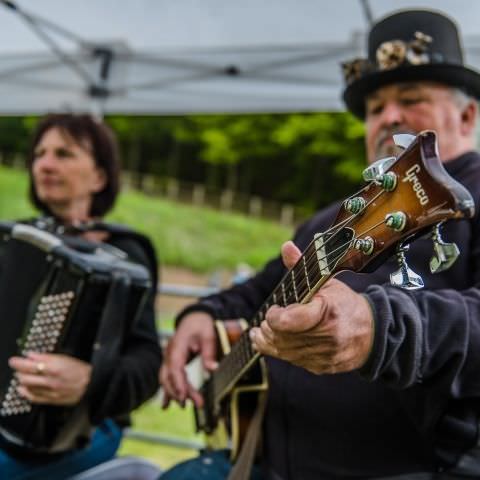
378, 101, 404, 126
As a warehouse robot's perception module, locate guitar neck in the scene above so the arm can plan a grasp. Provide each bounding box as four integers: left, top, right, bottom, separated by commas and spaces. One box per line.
208, 230, 351, 404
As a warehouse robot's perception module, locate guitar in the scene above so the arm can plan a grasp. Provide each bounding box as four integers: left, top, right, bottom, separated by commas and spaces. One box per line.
193, 130, 475, 459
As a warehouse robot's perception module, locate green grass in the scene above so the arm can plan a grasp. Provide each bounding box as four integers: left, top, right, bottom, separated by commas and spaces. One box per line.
0, 165, 293, 468
0, 165, 292, 273
118, 399, 203, 469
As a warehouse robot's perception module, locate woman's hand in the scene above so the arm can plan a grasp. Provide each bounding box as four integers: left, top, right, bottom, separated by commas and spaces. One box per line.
9, 352, 92, 406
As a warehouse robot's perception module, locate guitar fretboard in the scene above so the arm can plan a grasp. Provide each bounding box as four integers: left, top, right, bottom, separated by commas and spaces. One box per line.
208, 229, 353, 405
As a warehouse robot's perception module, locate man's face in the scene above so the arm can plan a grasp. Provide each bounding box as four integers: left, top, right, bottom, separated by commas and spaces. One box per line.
365, 82, 470, 164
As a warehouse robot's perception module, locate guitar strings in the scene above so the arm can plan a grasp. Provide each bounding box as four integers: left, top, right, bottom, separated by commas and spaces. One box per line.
210, 187, 391, 398
211, 191, 391, 399
267, 188, 387, 311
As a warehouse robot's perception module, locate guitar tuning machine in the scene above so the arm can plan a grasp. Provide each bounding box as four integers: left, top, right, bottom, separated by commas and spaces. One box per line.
362, 156, 396, 182
362, 134, 415, 188
390, 243, 424, 290
354, 236, 374, 255
430, 223, 460, 273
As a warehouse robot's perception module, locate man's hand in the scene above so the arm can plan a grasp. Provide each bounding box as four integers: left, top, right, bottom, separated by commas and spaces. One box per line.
9, 352, 92, 405
160, 312, 217, 408
249, 241, 374, 375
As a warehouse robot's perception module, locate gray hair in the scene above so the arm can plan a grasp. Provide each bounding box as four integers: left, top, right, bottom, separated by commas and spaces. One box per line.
450, 87, 476, 110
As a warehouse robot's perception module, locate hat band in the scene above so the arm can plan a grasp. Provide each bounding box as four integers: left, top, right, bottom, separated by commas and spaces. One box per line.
342, 31, 436, 85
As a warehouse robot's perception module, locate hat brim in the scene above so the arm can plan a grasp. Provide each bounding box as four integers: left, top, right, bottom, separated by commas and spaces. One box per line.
343, 63, 480, 119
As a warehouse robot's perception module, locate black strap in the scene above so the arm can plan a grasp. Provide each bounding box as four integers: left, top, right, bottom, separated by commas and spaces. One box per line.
88, 271, 131, 392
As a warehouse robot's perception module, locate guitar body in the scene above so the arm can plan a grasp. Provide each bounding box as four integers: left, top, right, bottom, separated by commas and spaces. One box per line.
195, 319, 268, 460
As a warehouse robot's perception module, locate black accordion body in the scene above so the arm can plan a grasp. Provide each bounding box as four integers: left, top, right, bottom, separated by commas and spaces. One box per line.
0, 221, 152, 453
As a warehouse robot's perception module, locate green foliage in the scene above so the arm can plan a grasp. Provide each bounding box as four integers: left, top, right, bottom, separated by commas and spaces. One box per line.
0, 166, 291, 272
0, 166, 36, 219
0, 112, 367, 216
110, 189, 291, 271
106, 113, 367, 211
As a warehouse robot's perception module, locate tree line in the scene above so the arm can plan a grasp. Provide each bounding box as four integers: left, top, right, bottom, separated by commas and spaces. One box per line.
0, 113, 366, 217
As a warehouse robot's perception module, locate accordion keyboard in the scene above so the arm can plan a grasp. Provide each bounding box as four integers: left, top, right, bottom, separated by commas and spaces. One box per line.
0, 291, 75, 417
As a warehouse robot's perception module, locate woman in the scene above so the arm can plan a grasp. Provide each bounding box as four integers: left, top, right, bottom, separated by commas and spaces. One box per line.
0, 114, 161, 479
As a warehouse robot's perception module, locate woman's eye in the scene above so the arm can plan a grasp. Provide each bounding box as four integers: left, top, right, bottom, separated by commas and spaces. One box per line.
56, 148, 73, 158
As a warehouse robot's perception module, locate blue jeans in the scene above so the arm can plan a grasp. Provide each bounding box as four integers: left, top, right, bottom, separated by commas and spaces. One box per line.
0, 419, 122, 480
161, 449, 263, 480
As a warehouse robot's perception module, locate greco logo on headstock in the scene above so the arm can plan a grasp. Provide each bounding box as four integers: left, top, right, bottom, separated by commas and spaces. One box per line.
402, 164, 429, 206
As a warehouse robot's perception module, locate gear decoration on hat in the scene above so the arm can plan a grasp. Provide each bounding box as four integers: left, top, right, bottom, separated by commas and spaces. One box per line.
376, 40, 407, 70
407, 31, 433, 65
343, 31, 433, 84
341, 59, 374, 85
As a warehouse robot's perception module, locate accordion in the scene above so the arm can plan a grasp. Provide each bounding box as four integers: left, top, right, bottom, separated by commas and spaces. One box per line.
0, 221, 152, 453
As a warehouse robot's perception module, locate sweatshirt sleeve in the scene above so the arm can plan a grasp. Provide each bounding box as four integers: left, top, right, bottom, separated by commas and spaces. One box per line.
360, 213, 480, 400
176, 253, 285, 325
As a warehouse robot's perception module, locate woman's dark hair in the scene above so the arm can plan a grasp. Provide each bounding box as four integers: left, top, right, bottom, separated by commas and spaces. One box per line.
27, 113, 121, 217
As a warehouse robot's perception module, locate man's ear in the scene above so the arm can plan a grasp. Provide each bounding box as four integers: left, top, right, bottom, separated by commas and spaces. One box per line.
92, 167, 107, 193
460, 100, 478, 136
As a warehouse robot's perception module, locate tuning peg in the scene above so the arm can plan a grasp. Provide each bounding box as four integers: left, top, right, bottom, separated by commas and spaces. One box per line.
390, 244, 424, 290
362, 156, 396, 182
429, 223, 460, 273
344, 197, 366, 214
393, 133, 415, 150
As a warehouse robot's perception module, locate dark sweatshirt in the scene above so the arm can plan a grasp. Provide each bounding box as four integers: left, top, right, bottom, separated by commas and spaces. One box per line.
177, 152, 480, 479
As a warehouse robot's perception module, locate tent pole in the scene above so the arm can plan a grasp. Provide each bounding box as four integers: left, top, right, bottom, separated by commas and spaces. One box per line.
359, 0, 374, 26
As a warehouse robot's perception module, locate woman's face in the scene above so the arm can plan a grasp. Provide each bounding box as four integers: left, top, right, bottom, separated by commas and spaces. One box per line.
32, 127, 106, 217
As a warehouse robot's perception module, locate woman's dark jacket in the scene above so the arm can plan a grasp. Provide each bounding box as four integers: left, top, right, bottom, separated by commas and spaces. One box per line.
21, 219, 162, 426
86, 227, 161, 424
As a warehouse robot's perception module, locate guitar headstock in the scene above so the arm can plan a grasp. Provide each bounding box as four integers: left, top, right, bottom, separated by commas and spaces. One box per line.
325, 130, 474, 288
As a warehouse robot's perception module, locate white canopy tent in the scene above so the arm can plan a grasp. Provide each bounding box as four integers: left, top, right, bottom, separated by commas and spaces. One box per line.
0, 0, 480, 115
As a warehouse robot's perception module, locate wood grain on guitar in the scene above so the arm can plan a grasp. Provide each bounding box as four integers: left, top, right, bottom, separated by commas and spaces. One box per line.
193, 130, 475, 460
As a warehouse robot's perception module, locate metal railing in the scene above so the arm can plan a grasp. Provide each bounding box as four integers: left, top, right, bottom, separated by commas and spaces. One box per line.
124, 429, 204, 451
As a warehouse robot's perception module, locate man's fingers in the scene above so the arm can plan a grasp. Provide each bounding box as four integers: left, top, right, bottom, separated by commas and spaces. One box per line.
250, 327, 278, 357
266, 301, 325, 334
165, 338, 195, 401
167, 364, 189, 402
200, 333, 218, 371
281, 241, 302, 270
159, 366, 176, 401
161, 393, 171, 410
259, 320, 275, 343
186, 383, 204, 408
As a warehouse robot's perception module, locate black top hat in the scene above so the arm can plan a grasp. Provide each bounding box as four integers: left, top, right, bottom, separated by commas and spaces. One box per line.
342, 9, 480, 118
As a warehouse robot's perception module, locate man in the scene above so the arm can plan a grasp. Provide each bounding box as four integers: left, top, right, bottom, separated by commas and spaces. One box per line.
161, 10, 480, 479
